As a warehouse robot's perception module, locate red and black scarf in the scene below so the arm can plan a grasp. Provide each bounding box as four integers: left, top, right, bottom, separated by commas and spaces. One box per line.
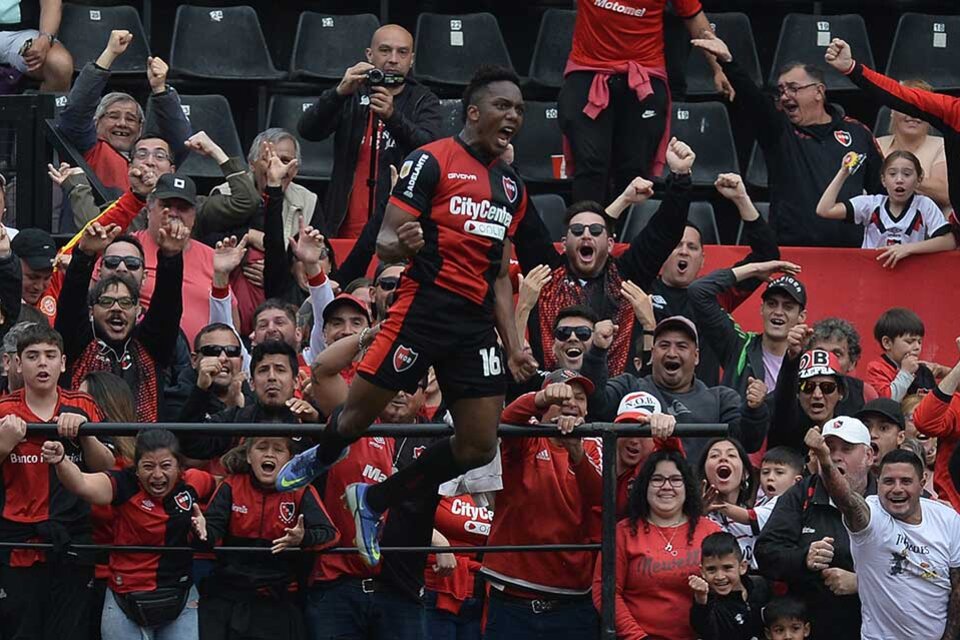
70, 339, 159, 422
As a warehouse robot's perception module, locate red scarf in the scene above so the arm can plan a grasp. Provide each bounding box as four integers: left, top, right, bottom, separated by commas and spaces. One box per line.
70, 339, 159, 422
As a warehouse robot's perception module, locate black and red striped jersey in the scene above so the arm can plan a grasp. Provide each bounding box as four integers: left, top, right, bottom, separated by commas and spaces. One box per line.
0, 388, 102, 567
389, 136, 528, 312
107, 467, 215, 593
203, 472, 339, 592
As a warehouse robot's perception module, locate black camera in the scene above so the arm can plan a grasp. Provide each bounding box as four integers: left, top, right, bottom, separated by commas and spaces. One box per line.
366, 68, 405, 87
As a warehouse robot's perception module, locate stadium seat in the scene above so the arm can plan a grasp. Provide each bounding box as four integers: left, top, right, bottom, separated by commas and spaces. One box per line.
413, 13, 513, 89
437, 99, 463, 138
289, 12, 380, 81
735, 202, 770, 245
150, 94, 244, 179
266, 95, 334, 180
621, 200, 719, 245
874, 106, 943, 138
745, 143, 767, 190
511, 101, 564, 183
532, 193, 567, 242
686, 13, 761, 96
885, 14, 960, 91
169, 5, 284, 81
526, 9, 575, 91
665, 102, 737, 188
769, 14, 875, 91
59, 4, 149, 74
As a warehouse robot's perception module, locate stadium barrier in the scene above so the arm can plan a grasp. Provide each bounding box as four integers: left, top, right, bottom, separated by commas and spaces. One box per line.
7, 421, 728, 639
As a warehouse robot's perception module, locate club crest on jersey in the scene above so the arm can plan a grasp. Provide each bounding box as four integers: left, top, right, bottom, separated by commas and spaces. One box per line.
502, 176, 518, 203
393, 345, 419, 373
279, 501, 295, 524
834, 130, 852, 147
174, 491, 192, 512
413, 446, 426, 459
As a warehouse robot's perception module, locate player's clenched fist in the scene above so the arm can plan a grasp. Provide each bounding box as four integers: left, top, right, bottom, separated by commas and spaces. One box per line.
397, 221, 425, 256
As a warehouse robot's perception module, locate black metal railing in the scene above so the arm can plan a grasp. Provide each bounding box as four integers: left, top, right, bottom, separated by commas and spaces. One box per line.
10, 421, 727, 639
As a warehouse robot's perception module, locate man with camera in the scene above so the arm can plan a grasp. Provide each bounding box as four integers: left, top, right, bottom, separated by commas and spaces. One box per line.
299, 24, 442, 256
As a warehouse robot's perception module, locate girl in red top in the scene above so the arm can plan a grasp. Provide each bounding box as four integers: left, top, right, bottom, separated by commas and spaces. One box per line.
42, 429, 214, 640
200, 436, 339, 640
593, 449, 720, 640
424, 493, 493, 639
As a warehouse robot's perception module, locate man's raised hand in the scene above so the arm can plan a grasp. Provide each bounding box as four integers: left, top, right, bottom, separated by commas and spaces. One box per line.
787, 323, 814, 359
147, 56, 169, 93
47, 162, 85, 187
592, 319, 619, 350
213, 235, 248, 276
78, 222, 122, 256
666, 138, 696, 175
690, 31, 732, 63
824, 38, 854, 74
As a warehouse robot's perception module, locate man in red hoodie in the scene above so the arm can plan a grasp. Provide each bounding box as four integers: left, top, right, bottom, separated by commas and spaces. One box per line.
482, 368, 602, 639
913, 338, 960, 511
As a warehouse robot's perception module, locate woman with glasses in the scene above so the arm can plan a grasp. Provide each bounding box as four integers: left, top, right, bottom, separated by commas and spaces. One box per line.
768, 322, 848, 455
593, 449, 720, 640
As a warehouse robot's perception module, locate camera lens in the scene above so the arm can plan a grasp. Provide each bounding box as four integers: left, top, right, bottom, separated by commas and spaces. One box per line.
367, 68, 385, 84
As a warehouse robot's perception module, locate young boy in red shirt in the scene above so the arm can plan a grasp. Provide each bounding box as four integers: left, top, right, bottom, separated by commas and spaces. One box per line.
865, 307, 937, 401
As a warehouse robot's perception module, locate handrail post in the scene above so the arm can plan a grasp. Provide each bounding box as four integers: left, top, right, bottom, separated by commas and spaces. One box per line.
600, 427, 617, 639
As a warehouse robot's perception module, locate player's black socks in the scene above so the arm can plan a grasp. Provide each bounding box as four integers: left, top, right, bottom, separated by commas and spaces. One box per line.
315, 405, 356, 465
364, 437, 462, 513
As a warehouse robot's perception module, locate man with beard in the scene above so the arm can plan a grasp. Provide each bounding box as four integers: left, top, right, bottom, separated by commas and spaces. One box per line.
178, 323, 249, 422
582, 315, 768, 462
690, 266, 806, 397
807, 317, 879, 405
517, 138, 694, 377
54, 204, 188, 423
650, 172, 781, 387
756, 417, 875, 640
691, 32, 883, 247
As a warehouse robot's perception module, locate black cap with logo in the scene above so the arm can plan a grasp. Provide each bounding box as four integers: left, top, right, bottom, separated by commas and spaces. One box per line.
11, 228, 56, 271
763, 275, 807, 308
152, 173, 197, 206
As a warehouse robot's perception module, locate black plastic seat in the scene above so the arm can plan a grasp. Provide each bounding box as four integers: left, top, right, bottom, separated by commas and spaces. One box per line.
437, 99, 463, 138
266, 95, 334, 180
687, 13, 761, 96
769, 14, 875, 91
413, 13, 513, 89
664, 102, 738, 188
874, 105, 943, 138
622, 200, 719, 245
532, 193, 567, 242
289, 12, 380, 81
745, 143, 768, 190
149, 94, 244, 179
169, 5, 284, 81
527, 9, 575, 91
59, 4, 149, 74
885, 14, 960, 91
511, 101, 564, 184
735, 202, 770, 245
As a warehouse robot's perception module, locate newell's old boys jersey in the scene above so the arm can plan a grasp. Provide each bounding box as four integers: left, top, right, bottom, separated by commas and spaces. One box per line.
844, 193, 951, 249
389, 137, 527, 311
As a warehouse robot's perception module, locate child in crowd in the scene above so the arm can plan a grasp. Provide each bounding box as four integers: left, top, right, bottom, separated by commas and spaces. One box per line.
816, 150, 956, 266
865, 307, 937, 401
706, 446, 804, 566
688, 531, 769, 640
762, 596, 811, 640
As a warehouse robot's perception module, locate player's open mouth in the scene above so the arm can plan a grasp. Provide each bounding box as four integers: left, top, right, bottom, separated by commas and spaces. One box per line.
716, 464, 733, 481
497, 126, 515, 147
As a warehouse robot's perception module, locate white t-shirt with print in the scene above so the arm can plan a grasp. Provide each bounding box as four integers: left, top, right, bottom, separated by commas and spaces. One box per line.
845, 193, 950, 249
849, 495, 960, 640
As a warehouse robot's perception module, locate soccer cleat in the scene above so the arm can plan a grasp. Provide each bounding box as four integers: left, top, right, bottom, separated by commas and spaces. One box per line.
275, 444, 349, 492
343, 483, 383, 567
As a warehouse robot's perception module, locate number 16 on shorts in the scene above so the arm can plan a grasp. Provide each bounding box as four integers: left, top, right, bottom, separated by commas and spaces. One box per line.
479, 347, 502, 377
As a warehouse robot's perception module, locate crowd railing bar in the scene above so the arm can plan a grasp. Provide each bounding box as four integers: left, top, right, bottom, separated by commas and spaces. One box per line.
15, 420, 728, 640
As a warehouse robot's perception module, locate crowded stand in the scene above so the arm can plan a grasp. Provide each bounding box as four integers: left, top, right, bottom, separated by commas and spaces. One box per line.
1, 0, 960, 639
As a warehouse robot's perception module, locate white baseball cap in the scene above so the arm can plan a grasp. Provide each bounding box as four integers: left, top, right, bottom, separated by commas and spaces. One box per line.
821, 416, 871, 447
615, 391, 663, 423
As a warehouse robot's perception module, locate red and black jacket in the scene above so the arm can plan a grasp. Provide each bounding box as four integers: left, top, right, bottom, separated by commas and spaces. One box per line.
107, 467, 215, 594
203, 472, 339, 594
0, 389, 102, 567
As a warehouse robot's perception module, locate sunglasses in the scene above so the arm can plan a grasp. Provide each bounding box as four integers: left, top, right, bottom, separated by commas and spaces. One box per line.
554, 326, 593, 341
95, 295, 137, 310
102, 255, 144, 271
568, 223, 606, 238
798, 380, 838, 395
198, 344, 243, 358
377, 276, 399, 291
